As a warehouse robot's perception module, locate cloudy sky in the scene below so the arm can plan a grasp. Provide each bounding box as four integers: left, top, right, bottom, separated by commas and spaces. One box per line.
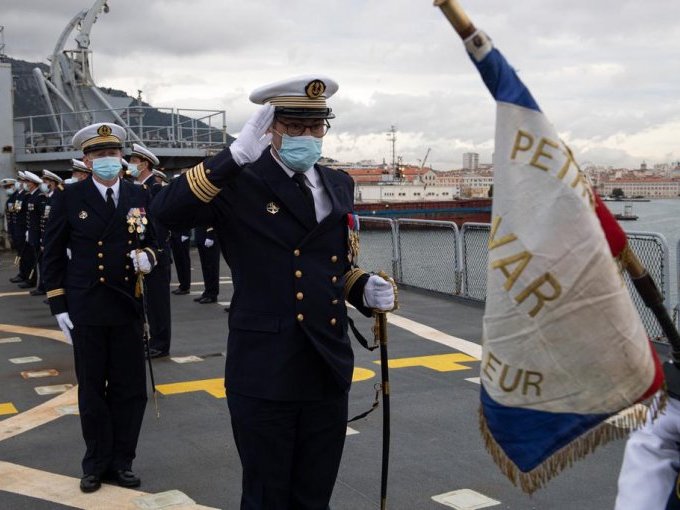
4, 0, 680, 170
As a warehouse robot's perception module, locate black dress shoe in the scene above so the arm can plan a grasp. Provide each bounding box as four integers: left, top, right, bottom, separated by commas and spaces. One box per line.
30, 289, 46, 296
224, 305, 230, 312
193, 295, 203, 302
17, 281, 36, 289
104, 469, 141, 488
9, 275, 24, 283
198, 296, 217, 304
148, 348, 169, 359
80, 474, 101, 493
172, 288, 190, 295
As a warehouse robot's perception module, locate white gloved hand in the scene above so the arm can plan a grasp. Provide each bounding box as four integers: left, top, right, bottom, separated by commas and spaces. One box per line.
66, 247, 72, 259
129, 249, 152, 274
204, 238, 215, 248
25, 231, 29, 242
363, 274, 395, 311
229, 104, 274, 166
180, 235, 189, 243
55, 312, 74, 344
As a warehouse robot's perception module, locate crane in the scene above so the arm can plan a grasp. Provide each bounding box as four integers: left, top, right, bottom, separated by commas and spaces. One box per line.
420, 148, 431, 169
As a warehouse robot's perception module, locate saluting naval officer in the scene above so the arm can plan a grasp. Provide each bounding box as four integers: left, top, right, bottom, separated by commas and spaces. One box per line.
127, 143, 172, 357
152, 75, 395, 509
42, 122, 159, 493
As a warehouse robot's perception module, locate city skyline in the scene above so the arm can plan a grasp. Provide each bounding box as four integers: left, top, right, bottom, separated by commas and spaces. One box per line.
3, 0, 679, 170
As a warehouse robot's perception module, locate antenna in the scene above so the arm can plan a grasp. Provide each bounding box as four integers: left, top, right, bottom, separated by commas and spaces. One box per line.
0, 26, 6, 58
386, 125, 397, 175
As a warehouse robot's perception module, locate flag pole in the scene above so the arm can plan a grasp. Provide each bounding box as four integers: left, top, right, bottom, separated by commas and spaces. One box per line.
433, 0, 476, 39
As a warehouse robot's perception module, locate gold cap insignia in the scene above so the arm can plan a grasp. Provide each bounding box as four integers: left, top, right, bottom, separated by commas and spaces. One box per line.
79, 210, 88, 220
305, 80, 326, 99
266, 202, 280, 215
97, 125, 112, 137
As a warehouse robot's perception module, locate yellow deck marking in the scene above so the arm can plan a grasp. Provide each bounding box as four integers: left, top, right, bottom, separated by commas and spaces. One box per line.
0, 403, 18, 416
158, 378, 226, 399
0, 386, 77, 443
0, 323, 69, 343
378, 353, 478, 372
0, 461, 218, 510
352, 367, 375, 382
0, 291, 30, 298
157, 368, 377, 399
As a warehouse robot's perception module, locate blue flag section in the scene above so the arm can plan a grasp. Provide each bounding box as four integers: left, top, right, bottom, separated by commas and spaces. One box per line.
462, 30, 665, 493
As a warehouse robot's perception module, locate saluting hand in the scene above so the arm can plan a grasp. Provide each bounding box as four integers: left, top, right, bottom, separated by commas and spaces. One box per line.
229, 104, 274, 166
363, 274, 395, 311
129, 250, 152, 274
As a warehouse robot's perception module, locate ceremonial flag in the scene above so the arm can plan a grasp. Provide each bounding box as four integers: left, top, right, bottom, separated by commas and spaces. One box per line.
460, 30, 665, 492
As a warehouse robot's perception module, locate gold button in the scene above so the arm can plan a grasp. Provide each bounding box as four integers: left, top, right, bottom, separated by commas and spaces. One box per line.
331, 276, 338, 283
205, 169, 211, 174
99, 277, 105, 283
125, 265, 130, 270
296, 292, 304, 301
331, 255, 338, 263
294, 249, 301, 257
125, 276, 129, 282
97, 241, 103, 246
98, 265, 104, 270
97, 253, 103, 259
128, 240, 133, 245
330, 318, 337, 326
297, 314, 304, 322
295, 270, 302, 278
331, 299, 339, 305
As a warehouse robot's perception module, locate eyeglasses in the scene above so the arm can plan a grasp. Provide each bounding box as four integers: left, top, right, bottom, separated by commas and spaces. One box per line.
275, 119, 331, 138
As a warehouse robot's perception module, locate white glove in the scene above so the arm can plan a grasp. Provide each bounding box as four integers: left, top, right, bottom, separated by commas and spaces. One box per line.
66, 247, 72, 259
129, 249, 152, 274
55, 312, 73, 344
229, 104, 274, 166
180, 235, 189, 243
25, 231, 29, 242
204, 238, 215, 248
363, 275, 395, 311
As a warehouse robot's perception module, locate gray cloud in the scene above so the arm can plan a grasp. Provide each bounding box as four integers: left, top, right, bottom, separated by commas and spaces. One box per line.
4, 0, 680, 168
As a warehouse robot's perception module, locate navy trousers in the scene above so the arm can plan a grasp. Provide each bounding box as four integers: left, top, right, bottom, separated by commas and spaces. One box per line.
170, 235, 191, 291
227, 392, 348, 510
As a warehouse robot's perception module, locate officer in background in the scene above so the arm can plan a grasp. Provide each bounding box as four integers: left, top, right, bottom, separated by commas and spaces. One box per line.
70, 159, 92, 182
17, 171, 45, 289
128, 144, 172, 358
2, 178, 17, 250
9, 172, 29, 283
151, 75, 395, 509
33, 170, 65, 296
43, 123, 158, 494
194, 225, 220, 303
170, 228, 192, 295
152, 169, 169, 185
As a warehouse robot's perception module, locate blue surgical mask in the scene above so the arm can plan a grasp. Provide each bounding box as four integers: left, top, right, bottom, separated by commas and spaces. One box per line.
127, 163, 140, 178
39, 183, 50, 194
276, 135, 322, 173
91, 157, 122, 180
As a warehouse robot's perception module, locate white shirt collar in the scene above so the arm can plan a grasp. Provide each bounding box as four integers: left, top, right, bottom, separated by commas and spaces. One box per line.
270, 148, 321, 189
92, 177, 121, 201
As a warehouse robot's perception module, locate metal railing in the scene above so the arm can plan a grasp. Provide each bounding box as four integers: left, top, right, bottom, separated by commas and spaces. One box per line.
358, 217, 674, 345
14, 106, 227, 154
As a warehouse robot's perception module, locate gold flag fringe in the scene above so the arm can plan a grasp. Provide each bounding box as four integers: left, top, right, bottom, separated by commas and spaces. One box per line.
478, 389, 667, 494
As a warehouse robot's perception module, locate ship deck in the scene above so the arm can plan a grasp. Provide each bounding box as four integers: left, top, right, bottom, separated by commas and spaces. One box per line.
0, 249, 639, 509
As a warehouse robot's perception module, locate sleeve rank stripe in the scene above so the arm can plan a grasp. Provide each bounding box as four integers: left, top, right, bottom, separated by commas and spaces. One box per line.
186, 172, 212, 203
187, 166, 216, 202
192, 164, 221, 198
47, 288, 65, 298
343, 268, 367, 298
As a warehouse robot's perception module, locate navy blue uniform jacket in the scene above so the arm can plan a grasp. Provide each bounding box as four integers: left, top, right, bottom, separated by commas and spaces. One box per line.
152, 148, 371, 400
43, 178, 158, 326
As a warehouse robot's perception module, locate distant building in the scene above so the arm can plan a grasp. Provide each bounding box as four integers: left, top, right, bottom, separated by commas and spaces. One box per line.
463, 152, 479, 171
600, 177, 680, 198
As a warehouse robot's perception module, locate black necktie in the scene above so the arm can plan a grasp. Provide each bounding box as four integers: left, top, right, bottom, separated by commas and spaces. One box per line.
291, 173, 316, 220
105, 188, 115, 216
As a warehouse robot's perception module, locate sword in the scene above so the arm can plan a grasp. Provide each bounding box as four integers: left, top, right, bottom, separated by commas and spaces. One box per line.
134, 249, 160, 419
373, 270, 398, 510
